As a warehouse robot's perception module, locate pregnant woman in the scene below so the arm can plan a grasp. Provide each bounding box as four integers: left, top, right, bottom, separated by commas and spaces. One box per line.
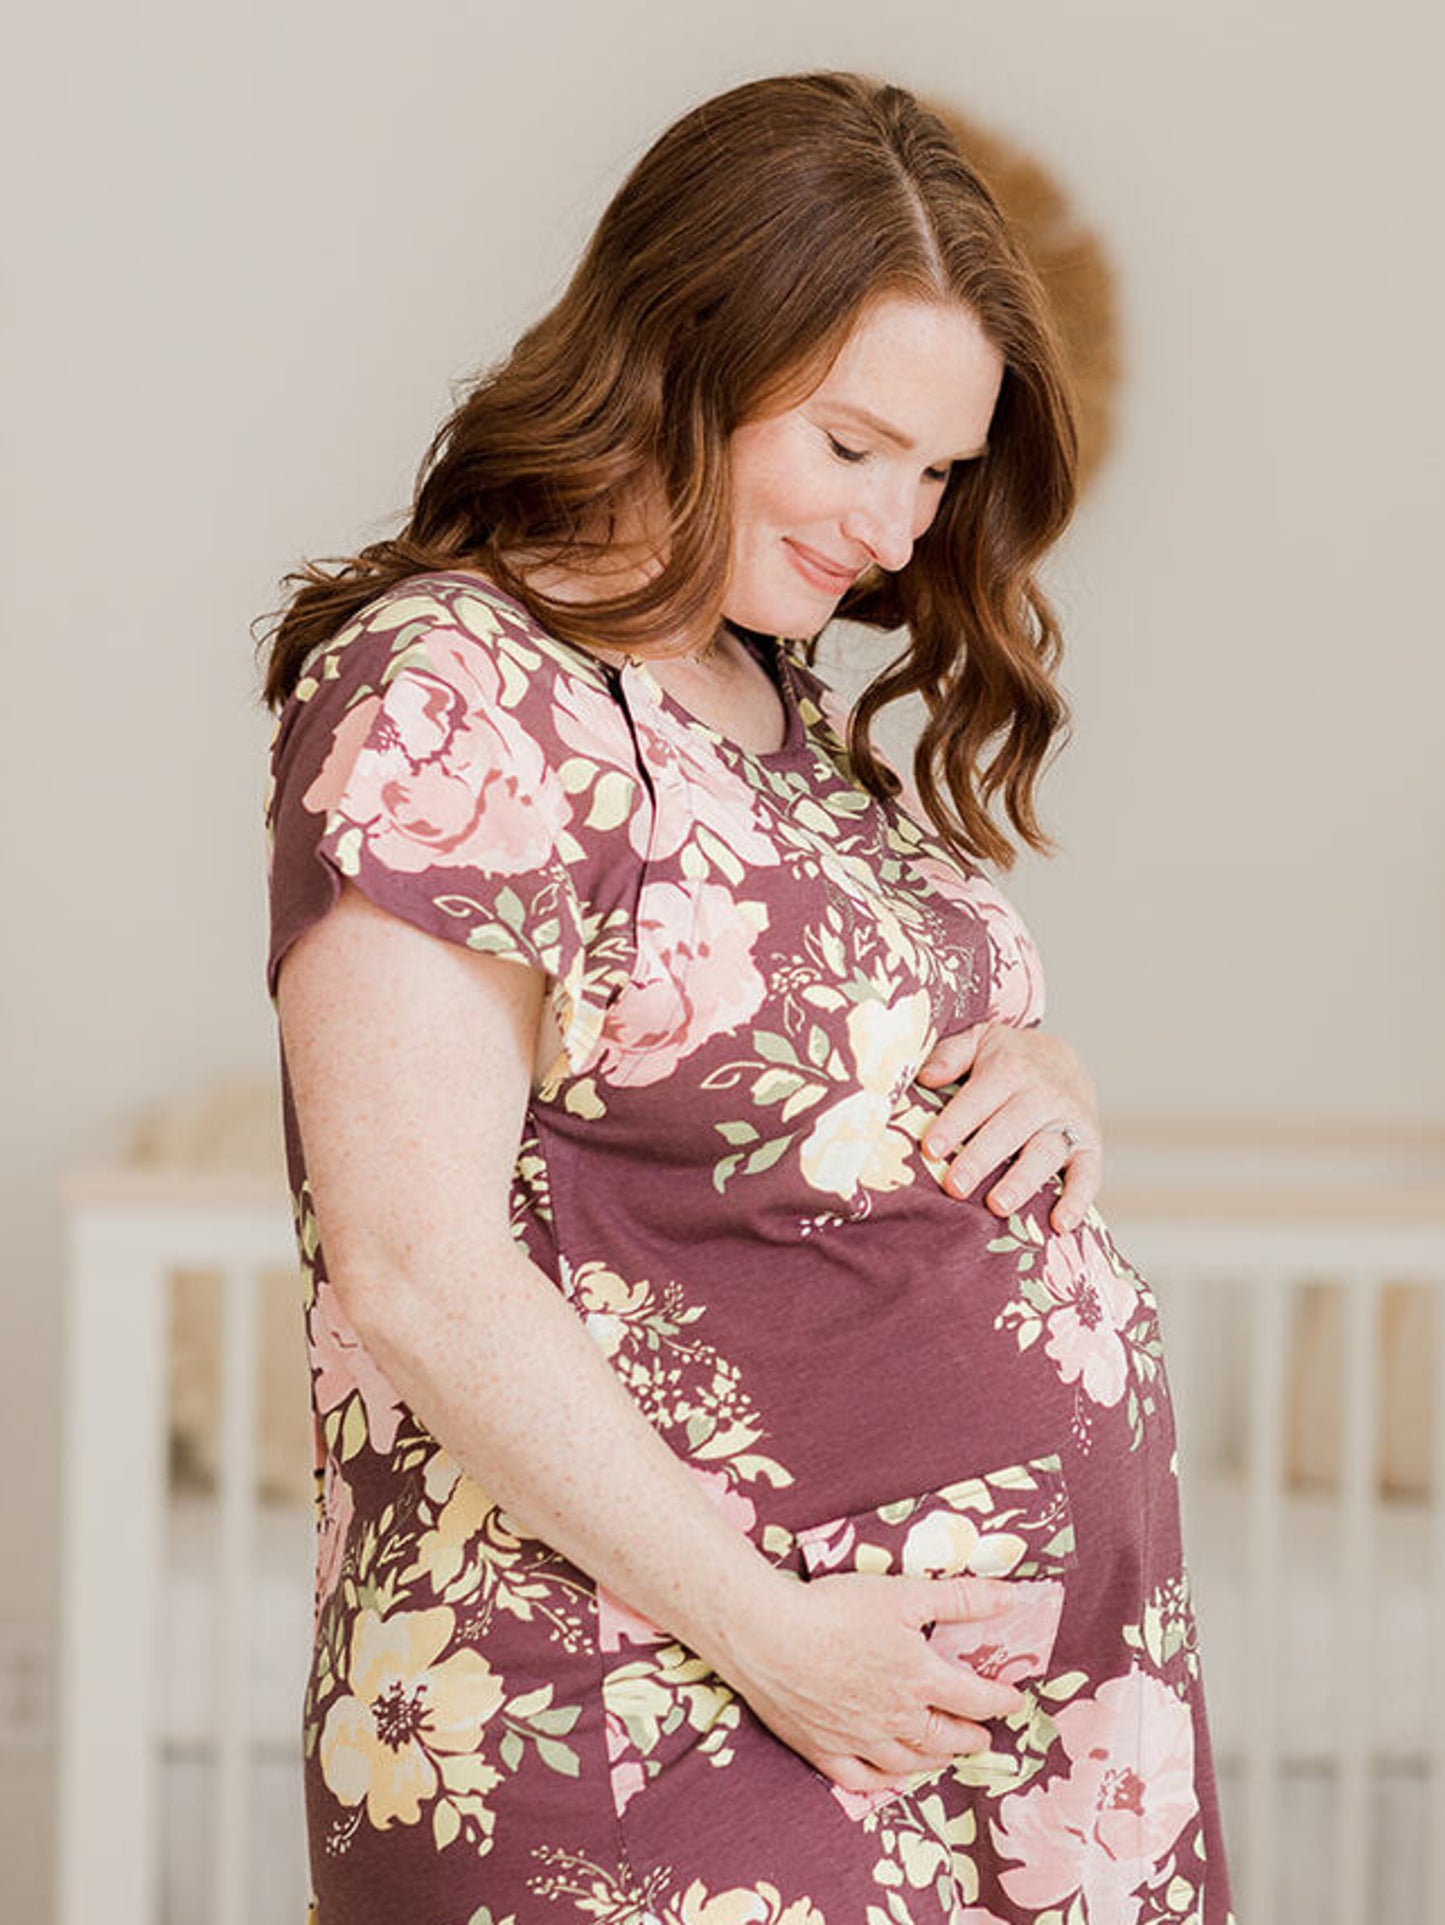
261, 69, 1234, 1925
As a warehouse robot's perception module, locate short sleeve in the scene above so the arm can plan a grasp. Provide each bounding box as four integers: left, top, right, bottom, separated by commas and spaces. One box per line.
264, 577, 646, 1090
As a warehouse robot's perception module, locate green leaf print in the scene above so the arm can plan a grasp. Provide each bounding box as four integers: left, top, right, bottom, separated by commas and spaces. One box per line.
694, 822, 746, 883
493, 885, 525, 928
534, 1736, 581, 1777
339, 1393, 367, 1462
1039, 1670, 1090, 1700
752, 1030, 801, 1066
585, 769, 635, 831
751, 1067, 809, 1105
779, 1082, 828, 1123
743, 1137, 792, 1175
494, 639, 543, 705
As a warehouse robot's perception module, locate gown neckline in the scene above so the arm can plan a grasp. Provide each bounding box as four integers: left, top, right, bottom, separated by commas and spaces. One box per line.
427, 567, 816, 773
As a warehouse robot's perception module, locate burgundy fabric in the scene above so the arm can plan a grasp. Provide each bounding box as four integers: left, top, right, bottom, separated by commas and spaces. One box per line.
265, 570, 1234, 1925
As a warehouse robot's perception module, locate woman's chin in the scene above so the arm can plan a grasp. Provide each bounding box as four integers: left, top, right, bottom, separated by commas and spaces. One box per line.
725, 584, 838, 642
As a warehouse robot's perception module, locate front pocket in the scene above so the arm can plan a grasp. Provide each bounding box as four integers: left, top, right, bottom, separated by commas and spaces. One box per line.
795, 1451, 1076, 1819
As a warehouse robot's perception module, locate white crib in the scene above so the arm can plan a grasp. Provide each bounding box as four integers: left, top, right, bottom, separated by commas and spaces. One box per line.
55, 1124, 1445, 1925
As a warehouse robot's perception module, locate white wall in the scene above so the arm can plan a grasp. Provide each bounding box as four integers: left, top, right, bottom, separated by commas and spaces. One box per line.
4, 1, 1441, 1914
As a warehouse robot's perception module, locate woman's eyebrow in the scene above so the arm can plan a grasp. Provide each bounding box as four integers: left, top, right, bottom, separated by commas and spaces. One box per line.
828, 400, 988, 462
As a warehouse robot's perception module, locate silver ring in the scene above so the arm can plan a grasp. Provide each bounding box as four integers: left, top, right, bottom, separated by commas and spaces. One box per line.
1046, 1120, 1081, 1150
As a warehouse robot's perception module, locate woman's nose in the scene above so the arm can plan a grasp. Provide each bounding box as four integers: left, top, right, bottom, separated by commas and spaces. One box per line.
841, 490, 916, 574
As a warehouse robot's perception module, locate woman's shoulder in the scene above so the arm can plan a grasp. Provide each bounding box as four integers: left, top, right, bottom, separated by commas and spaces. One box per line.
293, 568, 617, 703
267, 566, 645, 869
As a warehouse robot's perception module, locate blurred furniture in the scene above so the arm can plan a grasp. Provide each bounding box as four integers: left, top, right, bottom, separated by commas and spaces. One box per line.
54, 1093, 1445, 1924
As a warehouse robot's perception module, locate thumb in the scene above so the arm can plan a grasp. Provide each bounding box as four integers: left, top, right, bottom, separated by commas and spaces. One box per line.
906, 1573, 1017, 1628
916, 1025, 988, 1087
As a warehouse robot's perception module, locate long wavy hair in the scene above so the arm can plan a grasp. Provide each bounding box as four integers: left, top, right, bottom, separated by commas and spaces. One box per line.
256, 70, 1078, 868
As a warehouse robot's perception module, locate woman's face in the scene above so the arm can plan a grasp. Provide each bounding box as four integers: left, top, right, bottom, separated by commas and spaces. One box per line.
723, 294, 1004, 637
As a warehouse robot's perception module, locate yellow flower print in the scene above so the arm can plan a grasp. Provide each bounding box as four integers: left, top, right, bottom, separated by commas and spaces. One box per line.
675, 1881, 827, 1925
798, 990, 933, 1201
320, 1604, 504, 1829
901, 1508, 1029, 1579
402, 1462, 495, 1593
568, 1260, 654, 1358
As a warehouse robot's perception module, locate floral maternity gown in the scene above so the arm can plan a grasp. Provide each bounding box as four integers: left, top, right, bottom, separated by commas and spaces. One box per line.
265, 570, 1236, 1925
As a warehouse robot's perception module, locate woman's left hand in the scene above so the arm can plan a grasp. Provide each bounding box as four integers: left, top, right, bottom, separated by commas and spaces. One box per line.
914, 1023, 1102, 1234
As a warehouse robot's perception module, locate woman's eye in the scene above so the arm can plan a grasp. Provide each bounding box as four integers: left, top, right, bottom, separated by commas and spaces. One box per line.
924, 464, 952, 485
826, 433, 867, 464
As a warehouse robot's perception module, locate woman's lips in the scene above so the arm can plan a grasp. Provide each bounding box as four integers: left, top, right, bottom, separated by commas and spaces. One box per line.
785, 539, 857, 593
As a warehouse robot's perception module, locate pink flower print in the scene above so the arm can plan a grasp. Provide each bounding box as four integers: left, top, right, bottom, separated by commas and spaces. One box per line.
549, 670, 642, 771
314, 1453, 355, 1618
627, 701, 782, 868
597, 1585, 668, 1655
688, 1465, 758, 1538
308, 1275, 406, 1454
991, 1666, 1198, 1925
302, 694, 382, 815
306, 630, 571, 878
929, 1578, 1065, 1688
1039, 1229, 1139, 1408
793, 1514, 858, 1574
913, 856, 1047, 1027
598, 881, 769, 1087
830, 1782, 890, 1821
605, 1707, 647, 1817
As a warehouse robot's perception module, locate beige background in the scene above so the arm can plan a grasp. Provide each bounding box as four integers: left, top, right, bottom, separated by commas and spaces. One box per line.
4, 0, 1441, 1914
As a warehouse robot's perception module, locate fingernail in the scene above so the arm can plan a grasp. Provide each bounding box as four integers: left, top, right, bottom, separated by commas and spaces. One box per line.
923, 1135, 946, 1159
993, 1187, 1017, 1211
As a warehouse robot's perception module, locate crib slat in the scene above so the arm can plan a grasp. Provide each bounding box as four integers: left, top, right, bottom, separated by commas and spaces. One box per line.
1336, 1272, 1379, 1925
56, 1209, 171, 1925
1241, 1269, 1289, 1925
212, 1261, 262, 1925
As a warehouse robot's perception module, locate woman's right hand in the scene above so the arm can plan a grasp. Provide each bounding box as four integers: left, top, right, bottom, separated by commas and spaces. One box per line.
715, 1568, 1026, 1794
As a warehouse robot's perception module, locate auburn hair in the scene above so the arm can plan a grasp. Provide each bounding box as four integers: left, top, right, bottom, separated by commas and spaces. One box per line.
256, 70, 1078, 868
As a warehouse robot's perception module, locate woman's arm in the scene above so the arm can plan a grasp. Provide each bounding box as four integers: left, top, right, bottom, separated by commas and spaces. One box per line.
278, 880, 1024, 1793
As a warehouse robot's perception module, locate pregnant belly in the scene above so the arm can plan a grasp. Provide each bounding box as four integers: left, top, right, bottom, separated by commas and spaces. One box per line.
564, 1168, 1171, 1548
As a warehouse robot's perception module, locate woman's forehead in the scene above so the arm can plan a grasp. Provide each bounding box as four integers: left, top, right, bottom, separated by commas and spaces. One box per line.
804, 296, 1003, 451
